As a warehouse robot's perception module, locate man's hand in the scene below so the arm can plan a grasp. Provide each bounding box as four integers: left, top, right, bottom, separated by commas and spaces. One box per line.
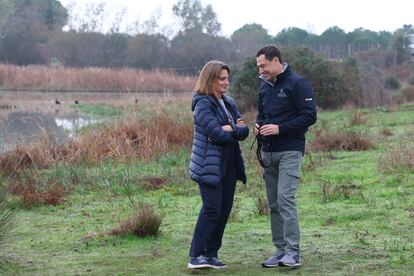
259, 124, 279, 136
222, 125, 233, 132
254, 123, 260, 136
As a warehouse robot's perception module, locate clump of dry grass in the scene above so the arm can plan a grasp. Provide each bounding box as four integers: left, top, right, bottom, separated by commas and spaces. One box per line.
401, 86, 414, 102
252, 191, 269, 216
308, 130, 374, 152
248, 179, 269, 216
378, 143, 414, 173
0, 64, 196, 92
111, 202, 163, 237
349, 110, 368, 126
9, 170, 68, 207
140, 177, 167, 191
0, 136, 82, 177
303, 151, 336, 172
379, 128, 393, 137
320, 178, 363, 203
0, 186, 15, 272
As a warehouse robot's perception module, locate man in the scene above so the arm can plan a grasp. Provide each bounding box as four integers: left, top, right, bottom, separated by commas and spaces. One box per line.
254, 44, 317, 268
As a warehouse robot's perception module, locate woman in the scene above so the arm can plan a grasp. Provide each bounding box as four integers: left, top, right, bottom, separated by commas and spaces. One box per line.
188, 60, 249, 269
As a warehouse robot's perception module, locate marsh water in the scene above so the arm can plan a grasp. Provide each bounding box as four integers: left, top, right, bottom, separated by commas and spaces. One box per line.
0, 90, 188, 153
0, 91, 116, 153
0, 111, 100, 152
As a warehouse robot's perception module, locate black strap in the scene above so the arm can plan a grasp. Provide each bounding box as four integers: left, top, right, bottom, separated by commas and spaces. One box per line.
250, 135, 271, 168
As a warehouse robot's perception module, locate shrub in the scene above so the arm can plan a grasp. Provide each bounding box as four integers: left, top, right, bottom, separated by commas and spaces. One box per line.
229, 57, 260, 111
378, 143, 414, 173
248, 181, 269, 216
383, 76, 401, 90
303, 151, 336, 171
230, 47, 356, 110
0, 186, 16, 272
10, 170, 68, 207
111, 202, 163, 237
308, 130, 374, 152
283, 47, 351, 109
349, 110, 368, 126
320, 178, 363, 203
252, 190, 269, 216
140, 177, 167, 191
401, 86, 414, 102
380, 128, 393, 137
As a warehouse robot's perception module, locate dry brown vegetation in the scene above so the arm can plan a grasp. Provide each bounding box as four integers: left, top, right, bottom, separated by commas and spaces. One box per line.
378, 143, 414, 173
10, 171, 68, 206
349, 110, 368, 126
110, 202, 163, 237
0, 114, 193, 177
308, 129, 374, 152
320, 178, 364, 203
0, 64, 196, 92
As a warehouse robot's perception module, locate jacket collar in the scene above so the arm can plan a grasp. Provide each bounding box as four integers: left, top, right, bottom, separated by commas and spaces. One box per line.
259, 62, 289, 87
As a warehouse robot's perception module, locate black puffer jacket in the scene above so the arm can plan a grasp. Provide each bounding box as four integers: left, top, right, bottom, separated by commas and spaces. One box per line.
189, 93, 248, 187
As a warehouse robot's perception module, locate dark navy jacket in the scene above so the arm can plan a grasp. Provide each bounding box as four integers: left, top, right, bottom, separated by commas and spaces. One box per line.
257, 65, 317, 154
189, 93, 249, 187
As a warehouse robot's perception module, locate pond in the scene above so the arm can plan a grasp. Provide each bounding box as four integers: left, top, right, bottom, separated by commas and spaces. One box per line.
0, 111, 100, 153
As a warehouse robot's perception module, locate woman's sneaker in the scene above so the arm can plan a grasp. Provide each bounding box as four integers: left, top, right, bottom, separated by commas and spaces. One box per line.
208, 257, 228, 269
188, 255, 211, 269
279, 252, 301, 267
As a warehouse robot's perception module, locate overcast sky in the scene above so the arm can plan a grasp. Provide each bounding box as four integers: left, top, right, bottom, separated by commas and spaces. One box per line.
60, 0, 413, 36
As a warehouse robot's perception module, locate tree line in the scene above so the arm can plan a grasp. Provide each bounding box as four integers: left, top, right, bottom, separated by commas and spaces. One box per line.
1, 0, 413, 109
0, 0, 413, 72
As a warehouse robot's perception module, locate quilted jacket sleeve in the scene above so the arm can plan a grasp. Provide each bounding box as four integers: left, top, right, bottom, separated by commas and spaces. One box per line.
194, 98, 237, 145
227, 98, 249, 141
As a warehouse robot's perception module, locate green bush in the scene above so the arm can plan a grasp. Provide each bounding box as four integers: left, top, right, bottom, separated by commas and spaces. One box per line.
230, 47, 355, 110
229, 57, 260, 111
383, 76, 401, 90
283, 47, 350, 109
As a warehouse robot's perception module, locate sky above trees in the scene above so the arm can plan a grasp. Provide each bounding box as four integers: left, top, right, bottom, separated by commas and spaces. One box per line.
60, 0, 413, 37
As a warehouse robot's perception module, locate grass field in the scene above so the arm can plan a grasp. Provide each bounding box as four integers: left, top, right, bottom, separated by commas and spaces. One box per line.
1, 98, 413, 275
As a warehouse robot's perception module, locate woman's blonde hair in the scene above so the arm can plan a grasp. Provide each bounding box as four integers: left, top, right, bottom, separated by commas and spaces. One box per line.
194, 60, 230, 96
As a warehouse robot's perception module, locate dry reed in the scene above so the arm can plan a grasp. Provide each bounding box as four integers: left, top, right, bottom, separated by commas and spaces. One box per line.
0, 64, 196, 92
0, 114, 193, 177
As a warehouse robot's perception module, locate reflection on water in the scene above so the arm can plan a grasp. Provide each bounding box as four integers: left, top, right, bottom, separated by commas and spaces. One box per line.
0, 112, 101, 153
55, 117, 100, 137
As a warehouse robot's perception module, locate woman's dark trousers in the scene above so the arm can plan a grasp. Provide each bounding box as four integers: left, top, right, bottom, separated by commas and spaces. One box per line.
189, 164, 237, 258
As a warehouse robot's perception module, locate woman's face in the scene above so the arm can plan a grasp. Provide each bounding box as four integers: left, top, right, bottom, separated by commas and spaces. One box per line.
212, 69, 229, 98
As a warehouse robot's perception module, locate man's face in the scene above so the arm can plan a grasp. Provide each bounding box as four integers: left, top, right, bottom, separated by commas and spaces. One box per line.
256, 54, 279, 81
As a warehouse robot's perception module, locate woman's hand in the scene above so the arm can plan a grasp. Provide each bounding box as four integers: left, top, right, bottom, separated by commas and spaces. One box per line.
236, 118, 246, 127
222, 125, 233, 132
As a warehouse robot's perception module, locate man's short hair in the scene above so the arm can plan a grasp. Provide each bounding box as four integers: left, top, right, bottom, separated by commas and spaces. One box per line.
256, 44, 282, 62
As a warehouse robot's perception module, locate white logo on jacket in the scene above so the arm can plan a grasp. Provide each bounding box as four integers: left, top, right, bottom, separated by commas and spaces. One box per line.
277, 89, 287, 98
